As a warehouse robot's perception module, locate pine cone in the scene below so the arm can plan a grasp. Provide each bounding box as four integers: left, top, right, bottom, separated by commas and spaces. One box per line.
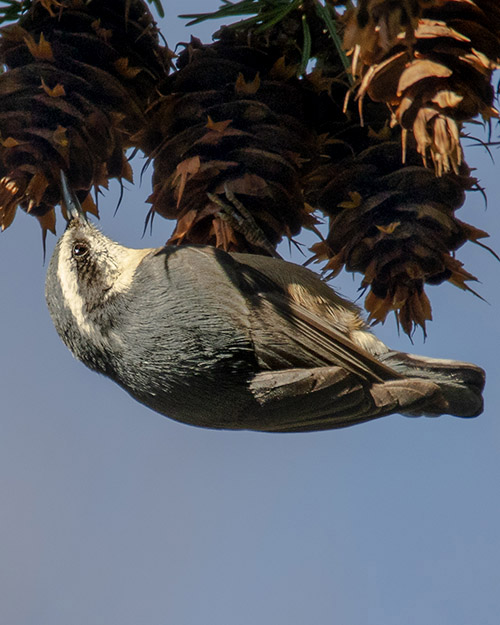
344, 0, 500, 175
288, 0, 494, 335
0, 0, 169, 236
137, 27, 322, 254
308, 135, 484, 335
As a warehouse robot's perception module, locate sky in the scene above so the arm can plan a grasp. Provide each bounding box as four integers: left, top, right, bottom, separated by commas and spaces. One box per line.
1, 3, 499, 625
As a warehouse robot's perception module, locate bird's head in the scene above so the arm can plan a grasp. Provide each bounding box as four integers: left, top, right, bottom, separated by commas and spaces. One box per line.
44, 172, 153, 370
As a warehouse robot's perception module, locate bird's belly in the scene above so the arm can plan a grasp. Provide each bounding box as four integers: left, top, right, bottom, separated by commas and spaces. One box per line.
112, 328, 258, 429
122, 363, 255, 429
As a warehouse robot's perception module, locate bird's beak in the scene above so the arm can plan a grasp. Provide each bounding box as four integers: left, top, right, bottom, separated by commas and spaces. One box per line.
60, 170, 89, 224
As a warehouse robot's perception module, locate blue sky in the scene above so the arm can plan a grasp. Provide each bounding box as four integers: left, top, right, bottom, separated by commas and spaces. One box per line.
1, 3, 499, 624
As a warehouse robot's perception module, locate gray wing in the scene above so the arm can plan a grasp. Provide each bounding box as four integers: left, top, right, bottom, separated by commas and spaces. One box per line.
231, 253, 400, 383
226, 253, 447, 431
245, 366, 443, 432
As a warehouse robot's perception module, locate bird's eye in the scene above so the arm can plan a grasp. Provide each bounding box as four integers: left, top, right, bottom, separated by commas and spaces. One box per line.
72, 242, 89, 259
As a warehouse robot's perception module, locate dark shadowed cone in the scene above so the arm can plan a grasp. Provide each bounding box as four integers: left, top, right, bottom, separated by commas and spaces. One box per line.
344, 0, 500, 175
293, 0, 495, 335
137, 25, 322, 254
0, 0, 169, 238
307, 132, 485, 336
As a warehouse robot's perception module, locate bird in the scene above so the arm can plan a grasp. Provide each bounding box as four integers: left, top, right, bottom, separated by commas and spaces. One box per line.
44, 172, 485, 432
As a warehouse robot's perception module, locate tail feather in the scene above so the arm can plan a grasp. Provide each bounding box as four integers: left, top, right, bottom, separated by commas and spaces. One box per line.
378, 351, 485, 417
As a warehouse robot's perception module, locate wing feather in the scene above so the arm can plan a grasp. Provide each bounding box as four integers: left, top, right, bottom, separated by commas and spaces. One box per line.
231, 252, 399, 381
259, 293, 401, 382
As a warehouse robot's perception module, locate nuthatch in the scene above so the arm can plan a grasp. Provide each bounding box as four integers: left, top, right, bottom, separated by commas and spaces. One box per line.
44, 173, 485, 432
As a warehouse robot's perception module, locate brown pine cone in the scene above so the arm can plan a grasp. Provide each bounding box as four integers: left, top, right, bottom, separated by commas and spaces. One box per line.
344, 0, 500, 175
0, 0, 170, 235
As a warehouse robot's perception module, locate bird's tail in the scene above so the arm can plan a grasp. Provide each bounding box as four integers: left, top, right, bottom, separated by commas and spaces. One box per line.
377, 350, 485, 418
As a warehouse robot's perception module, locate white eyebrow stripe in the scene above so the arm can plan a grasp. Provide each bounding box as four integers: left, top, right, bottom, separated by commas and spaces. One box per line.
56, 237, 94, 336
56, 237, 155, 335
